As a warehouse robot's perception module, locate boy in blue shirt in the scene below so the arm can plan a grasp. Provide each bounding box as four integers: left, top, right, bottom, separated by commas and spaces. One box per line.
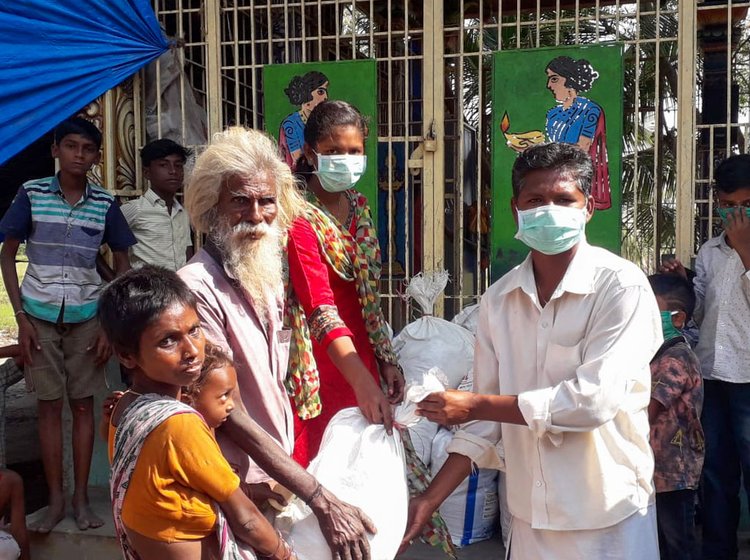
0, 117, 135, 533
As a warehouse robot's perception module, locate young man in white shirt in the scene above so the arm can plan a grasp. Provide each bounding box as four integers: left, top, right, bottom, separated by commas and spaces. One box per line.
121, 139, 194, 271
662, 154, 750, 560
401, 142, 662, 559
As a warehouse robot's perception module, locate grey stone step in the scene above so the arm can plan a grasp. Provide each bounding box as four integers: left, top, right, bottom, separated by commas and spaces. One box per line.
27, 487, 119, 559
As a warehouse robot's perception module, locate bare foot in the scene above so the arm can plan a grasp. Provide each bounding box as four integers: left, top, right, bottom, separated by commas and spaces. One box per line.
72, 498, 104, 531
30, 498, 65, 534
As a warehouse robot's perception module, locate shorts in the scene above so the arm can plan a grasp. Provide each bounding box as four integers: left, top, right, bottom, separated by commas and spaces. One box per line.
26, 316, 103, 401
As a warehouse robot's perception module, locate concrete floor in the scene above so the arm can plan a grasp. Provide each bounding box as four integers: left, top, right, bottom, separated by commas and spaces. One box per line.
400, 534, 504, 559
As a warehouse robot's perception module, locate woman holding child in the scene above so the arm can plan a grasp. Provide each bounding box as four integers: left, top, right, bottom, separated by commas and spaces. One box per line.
286, 100, 405, 467
100, 266, 296, 560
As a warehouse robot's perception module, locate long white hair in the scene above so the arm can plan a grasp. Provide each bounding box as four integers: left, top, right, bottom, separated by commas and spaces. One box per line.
185, 127, 304, 234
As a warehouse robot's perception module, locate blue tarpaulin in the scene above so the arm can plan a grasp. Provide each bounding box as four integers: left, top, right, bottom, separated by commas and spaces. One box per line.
0, 0, 169, 165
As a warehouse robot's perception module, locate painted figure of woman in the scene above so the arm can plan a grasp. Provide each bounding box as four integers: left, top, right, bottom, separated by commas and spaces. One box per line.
279, 71, 329, 170
545, 56, 611, 209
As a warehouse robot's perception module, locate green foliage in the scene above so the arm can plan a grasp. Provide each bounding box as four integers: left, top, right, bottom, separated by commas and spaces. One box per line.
0, 259, 26, 335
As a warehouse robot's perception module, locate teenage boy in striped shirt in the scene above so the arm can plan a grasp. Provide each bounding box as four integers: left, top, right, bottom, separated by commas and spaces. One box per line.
121, 139, 194, 271
0, 117, 135, 533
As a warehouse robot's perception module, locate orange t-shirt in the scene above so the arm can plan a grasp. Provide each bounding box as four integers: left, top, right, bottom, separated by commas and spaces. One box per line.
108, 413, 240, 542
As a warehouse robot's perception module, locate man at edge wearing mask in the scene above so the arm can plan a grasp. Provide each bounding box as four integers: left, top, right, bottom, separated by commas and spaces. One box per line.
399, 142, 662, 559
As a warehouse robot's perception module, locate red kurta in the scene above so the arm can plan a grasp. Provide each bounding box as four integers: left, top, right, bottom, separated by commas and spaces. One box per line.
286, 215, 381, 467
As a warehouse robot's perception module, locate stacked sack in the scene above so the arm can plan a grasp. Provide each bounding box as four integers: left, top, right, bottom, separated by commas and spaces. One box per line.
393, 272, 499, 547
451, 299, 512, 549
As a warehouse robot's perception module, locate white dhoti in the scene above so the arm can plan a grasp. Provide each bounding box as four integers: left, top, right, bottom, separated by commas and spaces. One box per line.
509, 503, 658, 560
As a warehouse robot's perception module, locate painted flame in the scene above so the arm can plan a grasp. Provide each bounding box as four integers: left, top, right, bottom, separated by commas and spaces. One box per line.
500, 112, 510, 133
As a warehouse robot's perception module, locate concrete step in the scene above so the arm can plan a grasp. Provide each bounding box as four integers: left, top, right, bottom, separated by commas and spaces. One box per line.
27, 487, 119, 559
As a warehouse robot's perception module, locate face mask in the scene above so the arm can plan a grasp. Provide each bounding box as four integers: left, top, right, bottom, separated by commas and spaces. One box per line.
660, 310, 681, 340
314, 153, 367, 193
514, 204, 587, 255
717, 207, 750, 221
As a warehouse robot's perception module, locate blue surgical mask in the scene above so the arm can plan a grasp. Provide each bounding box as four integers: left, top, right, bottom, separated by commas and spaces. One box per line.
314, 152, 367, 193
515, 204, 587, 255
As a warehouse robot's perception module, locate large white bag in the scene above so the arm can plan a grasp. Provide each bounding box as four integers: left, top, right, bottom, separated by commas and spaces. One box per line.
276, 373, 445, 560
393, 272, 475, 389
451, 302, 480, 335
430, 428, 499, 548
407, 417, 439, 468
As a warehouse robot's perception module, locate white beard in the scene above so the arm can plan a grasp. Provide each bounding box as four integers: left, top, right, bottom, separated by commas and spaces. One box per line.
210, 219, 283, 319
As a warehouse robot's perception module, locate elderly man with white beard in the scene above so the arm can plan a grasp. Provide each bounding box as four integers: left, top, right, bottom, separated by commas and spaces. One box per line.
178, 127, 376, 560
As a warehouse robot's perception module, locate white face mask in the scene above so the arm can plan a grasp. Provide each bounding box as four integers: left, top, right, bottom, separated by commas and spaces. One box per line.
314, 152, 367, 193
514, 204, 588, 255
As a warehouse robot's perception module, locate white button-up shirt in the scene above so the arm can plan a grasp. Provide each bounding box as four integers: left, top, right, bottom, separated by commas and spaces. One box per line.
447, 241, 661, 531
693, 232, 750, 383
120, 189, 192, 271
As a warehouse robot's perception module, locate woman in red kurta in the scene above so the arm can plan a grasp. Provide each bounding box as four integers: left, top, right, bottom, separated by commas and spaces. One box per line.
285, 100, 404, 467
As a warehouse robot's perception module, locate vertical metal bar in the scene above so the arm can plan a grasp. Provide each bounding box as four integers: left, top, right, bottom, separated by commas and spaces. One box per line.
103, 89, 117, 191
423, 0, 446, 282
233, 4, 241, 126
675, 1, 697, 263
516, 0, 521, 48
477, 0, 486, 295
205, 0, 223, 137
653, 1, 662, 266
633, 0, 641, 259
456, 0, 466, 307
725, 2, 733, 155
177, 0, 188, 142
134, 70, 144, 194
301, 0, 307, 61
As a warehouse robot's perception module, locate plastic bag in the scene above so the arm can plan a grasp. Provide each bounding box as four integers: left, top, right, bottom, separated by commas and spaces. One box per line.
393, 272, 475, 389
276, 372, 445, 560
451, 302, 480, 336
430, 429, 499, 547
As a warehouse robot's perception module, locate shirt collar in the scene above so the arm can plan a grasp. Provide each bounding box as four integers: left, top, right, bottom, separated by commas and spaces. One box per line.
497, 239, 597, 300
50, 173, 93, 200
143, 188, 183, 211
705, 231, 731, 251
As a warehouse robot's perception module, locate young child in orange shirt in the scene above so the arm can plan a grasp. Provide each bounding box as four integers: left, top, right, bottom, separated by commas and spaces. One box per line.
99, 265, 295, 560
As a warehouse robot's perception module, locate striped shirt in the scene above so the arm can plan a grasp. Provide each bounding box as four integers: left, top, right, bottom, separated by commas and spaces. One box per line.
0, 175, 136, 324
120, 189, 192, 271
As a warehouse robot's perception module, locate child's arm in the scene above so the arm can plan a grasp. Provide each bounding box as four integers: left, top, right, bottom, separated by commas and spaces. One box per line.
99, 391, 124, 441
96, 253, 116, 283
0, 344, 21, 361
0, 240, 39, 366
111, 250, 130, 277
4, 471, 29, 560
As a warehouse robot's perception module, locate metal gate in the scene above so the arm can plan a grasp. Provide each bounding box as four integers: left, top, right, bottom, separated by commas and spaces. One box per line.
120, 0, 750, 328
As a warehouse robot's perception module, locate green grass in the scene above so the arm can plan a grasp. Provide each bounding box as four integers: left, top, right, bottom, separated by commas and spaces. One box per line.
0, 254, 27, 335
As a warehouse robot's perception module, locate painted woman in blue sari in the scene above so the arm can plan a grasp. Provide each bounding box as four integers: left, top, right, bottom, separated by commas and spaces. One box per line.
545, 56, 611, 209
279, 71, 329, 170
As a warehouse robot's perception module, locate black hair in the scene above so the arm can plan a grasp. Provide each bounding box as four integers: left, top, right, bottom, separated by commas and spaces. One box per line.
546, 56, 599, 92
511, 142, 593, 198
140, 138, 192, 167
54, 117, 102, 149
295, 100, 369, 175
648, 274, 696, 321
283, 71, 329, 105
714, 154, 750, 194
98, 265, 197, 355
182, 342, 233, 405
